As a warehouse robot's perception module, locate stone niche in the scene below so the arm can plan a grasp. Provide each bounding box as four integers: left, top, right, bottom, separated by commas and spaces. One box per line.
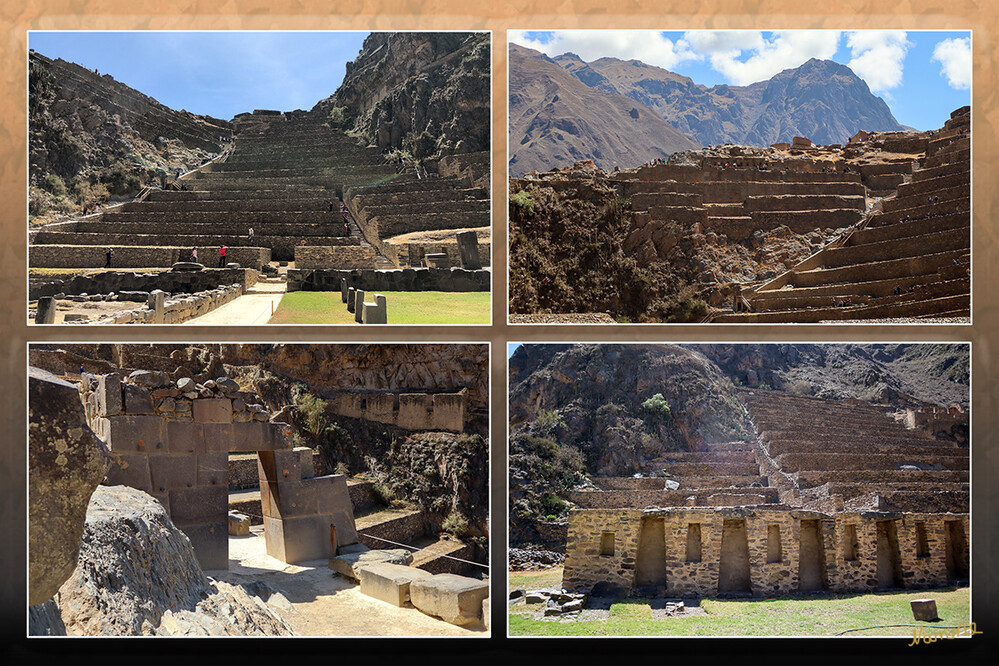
79, 371, 357, 569
562, 507, 969, 598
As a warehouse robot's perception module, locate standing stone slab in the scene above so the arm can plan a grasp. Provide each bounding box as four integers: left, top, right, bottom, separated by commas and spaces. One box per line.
361, 294, 387, 324
35, 296, 57, 324
97, 373, 123, 416
409, 573, 490, 626
456, 230, 482, 270
354, 290, 365, 323
341, 278, 348, 303
346, 287, 356, 313
358, 563, 435, 606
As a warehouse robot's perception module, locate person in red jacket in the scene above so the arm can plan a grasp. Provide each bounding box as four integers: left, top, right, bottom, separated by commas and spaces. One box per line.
218, 245, 227, 268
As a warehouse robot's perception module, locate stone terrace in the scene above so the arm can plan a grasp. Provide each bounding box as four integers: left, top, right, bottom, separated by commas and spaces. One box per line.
740, 390, 969, 514
714, 107, 970, 322
30, 110, 399, 266
569, 439, 780, 511
344, 150, 491, 267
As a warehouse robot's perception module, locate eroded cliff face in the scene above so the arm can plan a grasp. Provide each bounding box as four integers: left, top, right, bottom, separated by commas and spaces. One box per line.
28, 51, 230, 221
509, 344, 750, 475
315, 32, 490, 161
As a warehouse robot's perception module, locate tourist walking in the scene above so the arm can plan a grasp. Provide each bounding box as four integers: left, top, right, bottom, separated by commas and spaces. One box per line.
191, 248, 198, 263
104, 247, 114, 268
248, 227, 254, 241
344, 221, 350, 236
218, 245, 227, 268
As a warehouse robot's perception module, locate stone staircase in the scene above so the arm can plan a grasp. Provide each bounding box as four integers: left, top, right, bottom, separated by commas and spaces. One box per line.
740, 390, 969, 513
713, 108, 970, 322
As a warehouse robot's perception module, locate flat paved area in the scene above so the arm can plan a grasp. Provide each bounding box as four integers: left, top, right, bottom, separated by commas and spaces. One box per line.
207, 526, 487, 637
182, 280, 285, 325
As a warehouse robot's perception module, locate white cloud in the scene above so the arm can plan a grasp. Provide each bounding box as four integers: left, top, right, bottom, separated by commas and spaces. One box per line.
682, 30, 841, 86
845, 31, 911, 92
932, 37, 972, 89
508, 30, 700, 71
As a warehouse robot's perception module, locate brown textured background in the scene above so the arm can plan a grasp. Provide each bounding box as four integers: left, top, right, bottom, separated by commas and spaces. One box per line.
1, 0, 995, 654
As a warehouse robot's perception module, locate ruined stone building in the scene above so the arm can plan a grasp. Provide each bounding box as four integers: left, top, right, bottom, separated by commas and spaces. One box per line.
561, 390, 969, 597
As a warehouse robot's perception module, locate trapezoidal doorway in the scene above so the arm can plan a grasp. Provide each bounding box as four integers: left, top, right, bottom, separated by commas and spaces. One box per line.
798, 519, 828, 592
633, 516, 667, 591
876, 520, 904, 589
718, 518, 751, 594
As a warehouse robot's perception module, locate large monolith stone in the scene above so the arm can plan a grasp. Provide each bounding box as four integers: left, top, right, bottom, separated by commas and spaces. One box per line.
29, 367, 111, 605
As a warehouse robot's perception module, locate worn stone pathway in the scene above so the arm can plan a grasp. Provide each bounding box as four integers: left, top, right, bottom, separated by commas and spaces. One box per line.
181, 279, 286, 325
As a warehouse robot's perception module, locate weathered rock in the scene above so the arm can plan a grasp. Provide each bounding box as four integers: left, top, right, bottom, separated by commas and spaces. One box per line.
30, 485, 294, 636
28, 367, 111, 605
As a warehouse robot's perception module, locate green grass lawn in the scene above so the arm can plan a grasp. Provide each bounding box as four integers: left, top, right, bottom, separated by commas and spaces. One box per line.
268, 291, 491, 325
508, 567, 971, 638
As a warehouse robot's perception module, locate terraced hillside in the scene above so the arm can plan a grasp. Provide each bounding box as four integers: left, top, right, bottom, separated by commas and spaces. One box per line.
509, 107, 970, 323
714, 109, 970, 322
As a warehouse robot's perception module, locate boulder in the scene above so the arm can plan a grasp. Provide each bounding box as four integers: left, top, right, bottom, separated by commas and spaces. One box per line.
28, 368, 111, 605
329, 544, 414, 580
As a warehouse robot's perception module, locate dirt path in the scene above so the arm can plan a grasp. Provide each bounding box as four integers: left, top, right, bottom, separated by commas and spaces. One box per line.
208, 526, 486, 637
181, 280, 286, 325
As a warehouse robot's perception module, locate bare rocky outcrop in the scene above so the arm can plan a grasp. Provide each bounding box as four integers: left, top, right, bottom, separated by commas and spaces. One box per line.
28, 367, 110, 605
30, 485, 294, 636
316, 32, 490, 161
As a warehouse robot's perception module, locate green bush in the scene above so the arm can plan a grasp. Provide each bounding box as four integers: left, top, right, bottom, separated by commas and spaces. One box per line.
510, 189, 535, 217
641, 393, 672, 418
296, 391, 329, 438
441, 511, 469, 538
41, 173, 66, 196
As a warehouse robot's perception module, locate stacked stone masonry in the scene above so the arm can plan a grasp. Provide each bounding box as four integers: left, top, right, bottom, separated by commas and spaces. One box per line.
562, 388, 968, 597
76, 369, 357, 568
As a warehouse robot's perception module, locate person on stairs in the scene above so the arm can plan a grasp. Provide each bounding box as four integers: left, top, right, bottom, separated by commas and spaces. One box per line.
218, 245, 227, 268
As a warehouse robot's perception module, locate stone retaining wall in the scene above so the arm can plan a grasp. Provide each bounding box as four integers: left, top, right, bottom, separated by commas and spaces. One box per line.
29, 245, 270, 270
328, 389, 466, 433
293, 245, 377, 270
287, 267, 490, 293
30, 268, 257, 300
562, 507, 968, 597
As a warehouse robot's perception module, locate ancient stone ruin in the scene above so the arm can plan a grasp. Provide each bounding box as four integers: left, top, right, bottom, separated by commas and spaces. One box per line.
560, 389, 969, 597
509, 107, 970, 323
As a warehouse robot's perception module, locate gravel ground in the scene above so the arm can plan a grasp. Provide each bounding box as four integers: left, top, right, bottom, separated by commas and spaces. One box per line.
509, 313, 616, 324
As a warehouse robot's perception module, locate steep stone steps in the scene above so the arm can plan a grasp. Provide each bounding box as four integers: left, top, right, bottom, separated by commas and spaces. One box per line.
593, 475, 767, 490
570, 487, 779, 509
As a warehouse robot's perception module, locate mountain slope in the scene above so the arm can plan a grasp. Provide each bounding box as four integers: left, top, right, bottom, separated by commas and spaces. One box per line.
509, 44, 701, 176
552, 55, 906, 147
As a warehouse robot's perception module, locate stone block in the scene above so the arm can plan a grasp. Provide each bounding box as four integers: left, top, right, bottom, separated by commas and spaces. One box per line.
263, 514, 334, 564
268, 480, 319, 519
313, 474, 358, 546
107, 414, 167, 453
148, 454, 198, 493
347, 287, 356, 313
410, 574, 490, 626
341, 278, 348, 303
361, 294, 387, 324
35, 296, 56, 324
168, 485, 227, 526
228, 511, 251, 537
354, 289, 365, 323
192, 398, 233, 424
197, 452, 228, 487
231, 420, 292, 452
147, 290, 167, 324
296, 447, 315, 479
911, 598, 939, 621
358, 562, 435, 606
483, 597, 490, 630
200, 423, 234, 451
165, 420, 205, 454
329, 546, 414, 580
105, 452, 151, 490
123, 383, 155, 414
456, 230, 482, 270
178, 521, 228, 570
97, 373, 123, 416
257, 448, 304, 483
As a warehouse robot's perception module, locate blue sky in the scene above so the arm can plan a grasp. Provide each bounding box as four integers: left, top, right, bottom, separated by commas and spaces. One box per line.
509, 343, 522, 358
510, 30, 972, 131
29, 31, 369, 120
